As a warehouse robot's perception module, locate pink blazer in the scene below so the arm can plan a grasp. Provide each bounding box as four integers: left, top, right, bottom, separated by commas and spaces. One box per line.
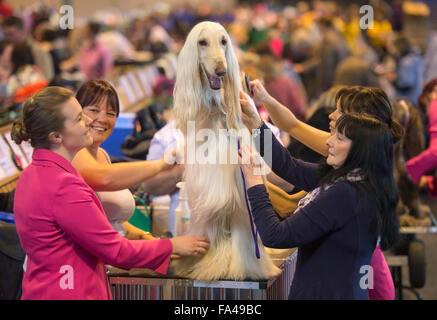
14, 149, 172, 300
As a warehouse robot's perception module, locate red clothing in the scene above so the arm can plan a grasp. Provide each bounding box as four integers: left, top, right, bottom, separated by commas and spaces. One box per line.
14, 149, 172, 300
265, 76, 307, 120
0, 3, 13, 19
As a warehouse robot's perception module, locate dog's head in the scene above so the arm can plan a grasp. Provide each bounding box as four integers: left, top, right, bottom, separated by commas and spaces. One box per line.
174, 22, 242, 132
197, 23, 228, 91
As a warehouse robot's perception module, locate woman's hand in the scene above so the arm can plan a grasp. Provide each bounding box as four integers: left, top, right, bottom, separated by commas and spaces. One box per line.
170, 235, 210, 257
240, 90, 262, 130
250, 79, 273, 106
238, 144, 265, 188
161, 149, 179, 171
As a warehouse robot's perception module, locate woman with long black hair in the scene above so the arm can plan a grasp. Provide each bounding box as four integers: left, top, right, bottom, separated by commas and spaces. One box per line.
241, 81, 402, 299
239, 100, 400, 299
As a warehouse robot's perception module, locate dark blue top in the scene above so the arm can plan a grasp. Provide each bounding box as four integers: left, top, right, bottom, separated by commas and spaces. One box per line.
248, 123, 377, 300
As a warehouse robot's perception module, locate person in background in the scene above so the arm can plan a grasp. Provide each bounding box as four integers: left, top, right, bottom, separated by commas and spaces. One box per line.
39, 28, 62, 85
71, 80, 177, 240
366, 8, 392, 59
0, 189, 23, 300
333, 52, 380, 88
0, 39, 12, 106
288, 85, 344, 163
12, 86, 209, 299
296, 16, 350, 100
0, 39, 12, 78
257, 54, 307, 121
1, 16, 53, 82
79, 22, 113, 80
390, 35, 423, 106
423, 31, 437, 84
98, 23, 154, 63
2, 42, 47, 107
391, 98, 430, 225
61, 22, 113, 80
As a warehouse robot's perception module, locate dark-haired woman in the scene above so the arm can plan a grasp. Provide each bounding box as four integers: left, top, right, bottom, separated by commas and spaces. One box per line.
243, 81, 402, 299
71, 80, 183, 240
12, 87, 209, 299
239, 109, 399, 299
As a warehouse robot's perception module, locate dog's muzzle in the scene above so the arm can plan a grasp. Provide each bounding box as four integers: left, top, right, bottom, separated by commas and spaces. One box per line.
201, 64, 226, 90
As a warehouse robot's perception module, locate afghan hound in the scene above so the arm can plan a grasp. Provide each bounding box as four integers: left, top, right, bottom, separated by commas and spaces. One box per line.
170, 21, 281, 281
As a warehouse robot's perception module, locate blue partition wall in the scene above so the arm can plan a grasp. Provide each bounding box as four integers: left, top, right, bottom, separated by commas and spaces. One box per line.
101, 113, 136, 157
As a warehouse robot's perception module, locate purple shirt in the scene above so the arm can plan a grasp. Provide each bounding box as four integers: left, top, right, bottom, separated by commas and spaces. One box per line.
406, 98, 437, 183
14, 149, 172, 300
79, 40, 113, 79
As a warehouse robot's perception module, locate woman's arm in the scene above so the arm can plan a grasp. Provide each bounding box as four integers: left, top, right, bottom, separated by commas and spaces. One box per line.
250, 80, 330, 156
406, 100, 437, 183
142, 165, 184, 195
266, 171, 295, 193
247, 182, 357, 248
253, 122, 320, 191
72, 148, 172, 191
54, 177, 173, 272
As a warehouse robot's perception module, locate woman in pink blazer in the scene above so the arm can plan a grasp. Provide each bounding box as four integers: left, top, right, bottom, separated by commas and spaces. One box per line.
11, 87, 209, 300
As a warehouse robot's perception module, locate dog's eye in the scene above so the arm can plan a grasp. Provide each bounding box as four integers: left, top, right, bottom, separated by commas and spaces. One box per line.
221, 39, 227, 46
198, 40, 208, 46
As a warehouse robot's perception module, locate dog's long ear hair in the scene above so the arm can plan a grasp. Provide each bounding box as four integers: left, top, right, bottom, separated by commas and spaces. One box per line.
221, 23, 243, 130
173, 22, 242, 133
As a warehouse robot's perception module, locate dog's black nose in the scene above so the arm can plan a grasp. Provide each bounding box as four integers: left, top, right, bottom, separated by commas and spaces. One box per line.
215, 69, 227, 77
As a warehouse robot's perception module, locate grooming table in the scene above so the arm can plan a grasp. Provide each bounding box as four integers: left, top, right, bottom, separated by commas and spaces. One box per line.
108, 248, 297, 300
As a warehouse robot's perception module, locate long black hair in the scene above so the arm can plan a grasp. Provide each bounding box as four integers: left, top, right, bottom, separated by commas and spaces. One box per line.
319, 113, 400, 250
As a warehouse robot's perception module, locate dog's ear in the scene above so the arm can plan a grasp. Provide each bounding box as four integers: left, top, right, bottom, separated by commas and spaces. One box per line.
173, 23, 205, 132
222, 32, 243, 129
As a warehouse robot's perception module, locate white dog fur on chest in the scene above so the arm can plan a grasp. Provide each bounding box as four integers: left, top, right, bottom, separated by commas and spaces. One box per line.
170, 21, 280, 281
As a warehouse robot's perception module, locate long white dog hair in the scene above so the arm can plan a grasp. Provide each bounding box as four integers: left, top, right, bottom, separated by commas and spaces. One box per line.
171, 21, 280, 281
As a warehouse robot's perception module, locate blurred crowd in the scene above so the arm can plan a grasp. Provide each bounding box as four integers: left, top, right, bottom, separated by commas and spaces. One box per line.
0, 0, 436, 226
